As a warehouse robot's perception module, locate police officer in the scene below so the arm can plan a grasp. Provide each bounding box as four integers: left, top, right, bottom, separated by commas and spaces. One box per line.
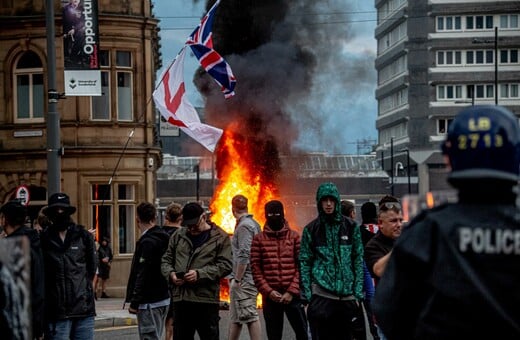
373, 105, 520, 339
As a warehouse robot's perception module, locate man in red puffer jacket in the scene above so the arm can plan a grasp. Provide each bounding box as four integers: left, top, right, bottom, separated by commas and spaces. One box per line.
250, 200, 309, 340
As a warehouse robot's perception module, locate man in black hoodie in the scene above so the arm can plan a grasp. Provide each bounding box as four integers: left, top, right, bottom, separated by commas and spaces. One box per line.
126, 202, 170, 340
1, 199, 45, 339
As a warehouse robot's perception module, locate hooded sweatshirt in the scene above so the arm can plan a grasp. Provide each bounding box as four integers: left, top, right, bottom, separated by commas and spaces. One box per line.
299, 182, 364, 301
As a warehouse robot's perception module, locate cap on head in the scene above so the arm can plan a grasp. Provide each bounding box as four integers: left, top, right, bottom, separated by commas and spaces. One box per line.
44, 192, 76, 216
361, 202, 377, 222
231, 195, 248, 212
442, 105, 520, 183
181, 202, 204, 226
0, 199, 27, 224
264, 200, 284, 219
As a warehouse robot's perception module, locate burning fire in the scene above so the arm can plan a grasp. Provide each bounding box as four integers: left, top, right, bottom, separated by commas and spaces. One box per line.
210, 124, 280, 308
210, 126, 278, 232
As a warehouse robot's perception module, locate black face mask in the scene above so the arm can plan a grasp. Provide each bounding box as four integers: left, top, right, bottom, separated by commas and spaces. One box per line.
267, 216, 284, 231
49, 211, 70, 231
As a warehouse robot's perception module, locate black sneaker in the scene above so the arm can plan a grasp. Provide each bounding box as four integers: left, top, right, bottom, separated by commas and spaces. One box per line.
101, 292, 110, 298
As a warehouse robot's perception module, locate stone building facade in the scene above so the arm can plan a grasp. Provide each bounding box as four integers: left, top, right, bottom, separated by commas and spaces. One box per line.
0, 0, 162, 296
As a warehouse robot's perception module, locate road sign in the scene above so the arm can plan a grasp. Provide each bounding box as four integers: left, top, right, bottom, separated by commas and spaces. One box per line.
15, 185, 30, 206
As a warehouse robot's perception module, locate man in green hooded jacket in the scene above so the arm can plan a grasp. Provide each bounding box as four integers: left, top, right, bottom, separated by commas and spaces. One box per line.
299, 182, 364, 340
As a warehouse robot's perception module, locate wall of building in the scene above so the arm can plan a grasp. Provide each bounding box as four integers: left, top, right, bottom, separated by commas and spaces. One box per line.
0, 0, 161, 297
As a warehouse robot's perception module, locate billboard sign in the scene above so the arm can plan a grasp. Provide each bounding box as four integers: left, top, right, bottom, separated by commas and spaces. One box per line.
62, 0, 101, 96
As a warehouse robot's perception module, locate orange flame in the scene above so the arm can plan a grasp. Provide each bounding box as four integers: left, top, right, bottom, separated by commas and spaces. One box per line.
211, 126, 279, 308
210, 127, 278, 233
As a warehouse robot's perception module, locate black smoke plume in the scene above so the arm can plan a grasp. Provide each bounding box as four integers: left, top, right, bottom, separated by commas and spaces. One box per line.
192, 0, 375, 182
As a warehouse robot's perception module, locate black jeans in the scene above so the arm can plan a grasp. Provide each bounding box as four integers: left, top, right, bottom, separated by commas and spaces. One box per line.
262, 296, 309, 340
307, 294, 362, 340
173, 301, 220, 340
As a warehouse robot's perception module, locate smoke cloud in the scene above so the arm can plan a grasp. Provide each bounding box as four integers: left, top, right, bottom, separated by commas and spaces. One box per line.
192, 0, 376, 156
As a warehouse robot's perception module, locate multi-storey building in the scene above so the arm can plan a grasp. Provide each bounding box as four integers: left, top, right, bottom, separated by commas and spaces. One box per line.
0, 0, 162, 296
375, 0, 520, 194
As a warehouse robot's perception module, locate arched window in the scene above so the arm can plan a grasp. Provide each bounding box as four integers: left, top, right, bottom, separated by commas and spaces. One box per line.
13, 51, 45, 123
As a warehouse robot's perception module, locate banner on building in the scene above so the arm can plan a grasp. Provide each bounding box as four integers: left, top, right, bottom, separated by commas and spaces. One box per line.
62, 0, 101, 96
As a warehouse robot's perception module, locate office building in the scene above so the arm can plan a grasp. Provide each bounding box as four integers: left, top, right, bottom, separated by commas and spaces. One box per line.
375, 0, 520, 193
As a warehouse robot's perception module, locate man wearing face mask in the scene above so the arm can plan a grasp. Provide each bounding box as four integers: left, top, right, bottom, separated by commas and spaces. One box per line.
40, 192, 97, 340
250, 200, 309, 340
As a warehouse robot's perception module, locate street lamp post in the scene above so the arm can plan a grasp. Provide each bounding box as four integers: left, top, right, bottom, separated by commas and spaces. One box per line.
46, 0, 62, 195
494, 26, 498, 105
194, 164, 200, 202
402, 149, 411, 194
390, 137, 394, 196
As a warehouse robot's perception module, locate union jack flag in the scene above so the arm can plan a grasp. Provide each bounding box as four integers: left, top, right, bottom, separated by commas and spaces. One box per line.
186, 0, 236, 98
189, 44, 236, 98
186, 0, 220, 48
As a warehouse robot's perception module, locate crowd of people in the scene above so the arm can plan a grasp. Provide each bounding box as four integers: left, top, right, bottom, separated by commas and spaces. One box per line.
1, 105, 519, 339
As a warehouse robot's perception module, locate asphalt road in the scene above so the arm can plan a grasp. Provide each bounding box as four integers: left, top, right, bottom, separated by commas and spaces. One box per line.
94, 309, 299, 340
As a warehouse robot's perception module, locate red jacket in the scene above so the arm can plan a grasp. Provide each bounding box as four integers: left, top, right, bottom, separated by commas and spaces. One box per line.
250, 221, 301, 297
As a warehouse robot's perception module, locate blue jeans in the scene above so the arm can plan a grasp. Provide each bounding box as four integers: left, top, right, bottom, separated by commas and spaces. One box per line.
136, 305, 168, 340
45, 316, 95, 340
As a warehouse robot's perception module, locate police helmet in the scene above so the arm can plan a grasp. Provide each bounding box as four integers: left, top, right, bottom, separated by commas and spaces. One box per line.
441, 105, 520, 183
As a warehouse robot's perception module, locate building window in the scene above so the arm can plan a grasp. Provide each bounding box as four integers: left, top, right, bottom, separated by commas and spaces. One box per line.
437, 51, 462, 65
468, 84, 495, 99
116, 51, 133, 121
91, 50, 110, 120
437, 85, 462, 100
91, 182, 136, 254
377, 21, 407, 55
13, 51, 44, 123
500, 49, 519, 64
379, 88, 408, 114
379, 122, 408, 145
466, 15, 493, 30
437, 119, 453, 135
90, 50, 133, 122
378, 54, 407, 84
437, 16, 461, 31
377, 0, 407, 24
466, 50, 494, 65
500, 14, 518, 29
500, 84, 520, 98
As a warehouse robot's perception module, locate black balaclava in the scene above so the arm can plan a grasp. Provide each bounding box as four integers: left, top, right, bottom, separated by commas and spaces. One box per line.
48, 209, 71, 231
265, 200, 285, 231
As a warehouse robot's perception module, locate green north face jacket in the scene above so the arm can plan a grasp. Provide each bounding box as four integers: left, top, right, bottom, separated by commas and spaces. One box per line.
299, 182, 364, 301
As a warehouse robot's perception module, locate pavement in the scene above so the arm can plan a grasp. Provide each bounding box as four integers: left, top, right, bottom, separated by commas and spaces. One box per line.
94, 297, 137, 329
94, 297, 298, 339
